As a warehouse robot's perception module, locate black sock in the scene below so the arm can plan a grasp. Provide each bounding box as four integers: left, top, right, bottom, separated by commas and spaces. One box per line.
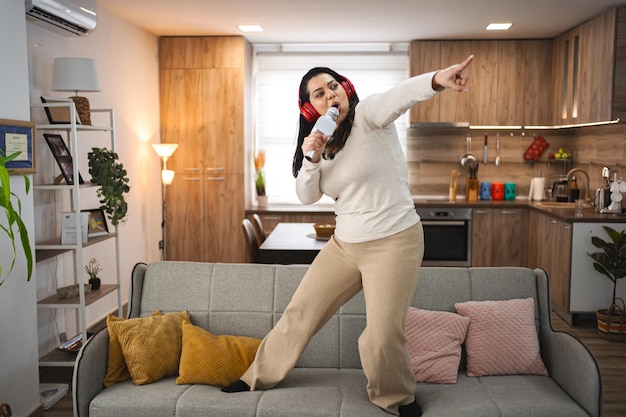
221, 380, 250, 393
398, 400, 422, 417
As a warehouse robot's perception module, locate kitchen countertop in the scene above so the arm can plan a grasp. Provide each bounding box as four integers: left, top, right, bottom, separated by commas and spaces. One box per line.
247, 198, 626, 224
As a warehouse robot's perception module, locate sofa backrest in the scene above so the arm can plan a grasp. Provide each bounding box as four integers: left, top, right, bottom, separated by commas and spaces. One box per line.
129, 262, 547, 370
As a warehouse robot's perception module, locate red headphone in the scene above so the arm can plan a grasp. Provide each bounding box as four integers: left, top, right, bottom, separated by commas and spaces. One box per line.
299, 78, 356, 123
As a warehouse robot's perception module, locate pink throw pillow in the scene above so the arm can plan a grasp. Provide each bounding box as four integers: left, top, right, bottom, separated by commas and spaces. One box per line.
405, 307, 470, 384
454, 298, 548, 377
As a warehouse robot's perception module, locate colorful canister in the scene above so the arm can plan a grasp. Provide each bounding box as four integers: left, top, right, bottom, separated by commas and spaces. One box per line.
492, 182, 505, 200
480, 181, 492, 200
504, 182, 517, 200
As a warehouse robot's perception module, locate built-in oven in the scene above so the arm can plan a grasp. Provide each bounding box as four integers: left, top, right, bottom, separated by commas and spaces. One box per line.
416, 207, 472, 267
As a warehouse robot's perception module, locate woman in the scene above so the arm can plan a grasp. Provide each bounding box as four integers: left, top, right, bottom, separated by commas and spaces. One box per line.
224, 55, 474, 417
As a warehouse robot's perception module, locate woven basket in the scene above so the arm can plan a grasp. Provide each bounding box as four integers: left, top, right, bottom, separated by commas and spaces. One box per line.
596, 298, 626, 342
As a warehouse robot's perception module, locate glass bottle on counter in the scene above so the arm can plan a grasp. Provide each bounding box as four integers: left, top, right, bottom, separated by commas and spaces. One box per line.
569, 175, 579, 202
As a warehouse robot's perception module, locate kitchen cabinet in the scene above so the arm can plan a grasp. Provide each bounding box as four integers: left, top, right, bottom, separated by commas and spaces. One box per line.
409, 40, 552, 126
472, 208, 527, 267
527, 211, 572, 322
159, 36, 251, 262
32, 104, 122, 366
553, 7, 626, 125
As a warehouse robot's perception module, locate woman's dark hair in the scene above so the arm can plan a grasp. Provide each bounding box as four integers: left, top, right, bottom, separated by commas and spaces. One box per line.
291, 67, 359, 177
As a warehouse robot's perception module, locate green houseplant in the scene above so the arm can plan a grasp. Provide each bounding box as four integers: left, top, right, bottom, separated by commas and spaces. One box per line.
587, 225, 626, 339
0, 149, 33, 286
88, 147, 130, 226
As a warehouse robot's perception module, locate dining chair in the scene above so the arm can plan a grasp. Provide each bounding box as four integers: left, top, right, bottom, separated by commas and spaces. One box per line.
242, 218, 260, 263
251, 214, 266, 245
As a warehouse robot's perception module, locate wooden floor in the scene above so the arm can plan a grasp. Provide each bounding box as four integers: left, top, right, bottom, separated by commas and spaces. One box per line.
41, 313, 626, 417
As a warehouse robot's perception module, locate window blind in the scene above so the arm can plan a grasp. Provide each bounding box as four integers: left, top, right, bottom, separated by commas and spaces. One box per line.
253, 48, 409, 205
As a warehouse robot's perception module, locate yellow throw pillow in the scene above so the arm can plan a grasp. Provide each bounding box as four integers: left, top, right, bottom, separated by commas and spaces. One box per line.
107, 310, 190, 385
105, 311, 165, 387
176, 320, 261, 387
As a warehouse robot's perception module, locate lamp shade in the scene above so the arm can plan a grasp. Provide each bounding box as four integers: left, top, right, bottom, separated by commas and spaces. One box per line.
52, 57, 101, 92
152, 143, 179, 159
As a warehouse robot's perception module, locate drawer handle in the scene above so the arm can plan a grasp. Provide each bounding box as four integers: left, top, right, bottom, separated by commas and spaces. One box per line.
183, 167, 201, 172
206, 177, 225, 181
501, 210, 520, 215
206, 167, 225, 172
183, 177, 201, 181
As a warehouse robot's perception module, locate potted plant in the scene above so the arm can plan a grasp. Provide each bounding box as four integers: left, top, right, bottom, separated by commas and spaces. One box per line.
587, 225, 626, 340
0, 149, 32, 286
84, 258, 102, 290
254, 150, 267, 208
88, 147, 130, 226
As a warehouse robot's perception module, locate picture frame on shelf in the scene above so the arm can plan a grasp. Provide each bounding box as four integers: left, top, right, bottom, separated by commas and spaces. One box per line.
43, 133, 84, 185
0, 118, 36, 174
82, 208, 109, 237
40, 96, 82, 125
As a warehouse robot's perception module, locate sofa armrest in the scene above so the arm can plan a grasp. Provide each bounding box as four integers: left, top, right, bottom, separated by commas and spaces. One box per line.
73, 328, 109, 417
540, 326, 602, 417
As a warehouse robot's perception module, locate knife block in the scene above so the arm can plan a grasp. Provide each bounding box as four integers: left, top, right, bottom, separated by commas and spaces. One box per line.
466, 178, 479, 202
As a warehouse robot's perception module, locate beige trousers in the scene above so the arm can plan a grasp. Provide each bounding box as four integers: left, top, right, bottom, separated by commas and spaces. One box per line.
241, 222, 424, 415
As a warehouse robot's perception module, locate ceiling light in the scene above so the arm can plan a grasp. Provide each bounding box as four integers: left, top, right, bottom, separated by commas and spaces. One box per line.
239, 25, 263, 32
486, 23, 512, 31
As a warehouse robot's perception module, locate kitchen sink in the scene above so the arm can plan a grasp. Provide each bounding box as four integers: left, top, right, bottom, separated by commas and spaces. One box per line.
535, 201, 576, 208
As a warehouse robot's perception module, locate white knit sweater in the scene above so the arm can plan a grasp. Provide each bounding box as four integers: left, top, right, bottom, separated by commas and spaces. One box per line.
296, 71, 440, 243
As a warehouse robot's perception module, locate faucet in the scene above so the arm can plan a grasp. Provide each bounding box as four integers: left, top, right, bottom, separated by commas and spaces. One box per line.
566, 168, 590, 203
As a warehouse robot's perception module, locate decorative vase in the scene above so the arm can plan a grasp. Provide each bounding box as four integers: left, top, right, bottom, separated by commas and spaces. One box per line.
257, 195, 268, 208
88, 277, 101, 290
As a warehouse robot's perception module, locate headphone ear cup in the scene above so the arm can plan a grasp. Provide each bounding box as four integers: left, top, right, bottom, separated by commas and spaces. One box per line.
300, 102, 320, 123
341, 79, 356, 100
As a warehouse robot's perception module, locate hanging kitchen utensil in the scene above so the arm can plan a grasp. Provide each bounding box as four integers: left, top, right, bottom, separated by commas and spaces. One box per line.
459, 133, 477, 171
483, 134, 488, 164
495, 134, 501, 167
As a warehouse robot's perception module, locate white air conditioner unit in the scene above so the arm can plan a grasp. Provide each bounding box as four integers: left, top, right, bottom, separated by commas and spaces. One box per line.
25, 0, 98, 36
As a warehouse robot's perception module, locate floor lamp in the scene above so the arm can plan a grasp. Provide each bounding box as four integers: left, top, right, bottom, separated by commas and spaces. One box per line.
152, 143, 179, 260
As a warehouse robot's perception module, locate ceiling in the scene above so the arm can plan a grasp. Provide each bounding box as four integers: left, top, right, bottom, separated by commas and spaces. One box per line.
98, 0, 626, 44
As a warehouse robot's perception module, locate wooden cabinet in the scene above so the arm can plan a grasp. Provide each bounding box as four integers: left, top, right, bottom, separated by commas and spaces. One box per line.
527, 211, 572, 320
472, 208, 527, 267
552, 7, 625, 125
410, 40, 552, 126
159, 36, 250, 262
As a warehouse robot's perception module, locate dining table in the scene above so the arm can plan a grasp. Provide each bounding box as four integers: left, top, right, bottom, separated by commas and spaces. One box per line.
259, 222, 328, 264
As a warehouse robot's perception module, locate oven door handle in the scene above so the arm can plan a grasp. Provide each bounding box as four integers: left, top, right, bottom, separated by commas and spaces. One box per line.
420, 221, 467, 226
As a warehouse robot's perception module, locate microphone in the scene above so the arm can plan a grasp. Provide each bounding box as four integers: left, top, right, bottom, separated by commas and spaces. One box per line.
304, 106, 339, 161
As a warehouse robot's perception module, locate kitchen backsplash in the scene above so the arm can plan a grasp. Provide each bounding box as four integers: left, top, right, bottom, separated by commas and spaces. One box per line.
406, 123, 626, 200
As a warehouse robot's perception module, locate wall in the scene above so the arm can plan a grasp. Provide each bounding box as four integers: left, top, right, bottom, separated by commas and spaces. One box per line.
27, 8, 162, 356
0, 1, 39, 415
407, 124, 626, 200
1, 3, 162, 415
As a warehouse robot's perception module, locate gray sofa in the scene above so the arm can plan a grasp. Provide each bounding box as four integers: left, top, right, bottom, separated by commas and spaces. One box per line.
73, 262, 602, 417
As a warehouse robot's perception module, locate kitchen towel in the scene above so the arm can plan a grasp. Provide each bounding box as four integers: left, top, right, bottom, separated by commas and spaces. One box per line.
529, 177, 545, 201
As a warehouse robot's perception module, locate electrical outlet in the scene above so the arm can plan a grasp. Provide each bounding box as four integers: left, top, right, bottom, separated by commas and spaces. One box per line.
159, 240, 164, 249
59, 332, 67, 343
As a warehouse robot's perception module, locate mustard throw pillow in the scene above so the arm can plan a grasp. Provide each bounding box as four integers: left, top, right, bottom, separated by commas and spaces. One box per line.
176, 320, 261, 387
107, 310, 190, 385
104, 311, 166, 387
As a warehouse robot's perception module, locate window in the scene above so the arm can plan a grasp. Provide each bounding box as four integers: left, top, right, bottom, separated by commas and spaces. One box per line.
253, 44, 409, 205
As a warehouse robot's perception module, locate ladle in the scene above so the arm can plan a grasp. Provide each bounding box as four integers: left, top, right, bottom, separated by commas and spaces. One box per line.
495, 134, 501, 167
459, 134, 477, 171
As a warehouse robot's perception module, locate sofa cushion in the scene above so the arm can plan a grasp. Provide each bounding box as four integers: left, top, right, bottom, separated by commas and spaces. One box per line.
405, 307, 470, 383
108, 310, 190, 385
103, 310, 161, 387
176, 320, 261, 387
454, 298, 548, 377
